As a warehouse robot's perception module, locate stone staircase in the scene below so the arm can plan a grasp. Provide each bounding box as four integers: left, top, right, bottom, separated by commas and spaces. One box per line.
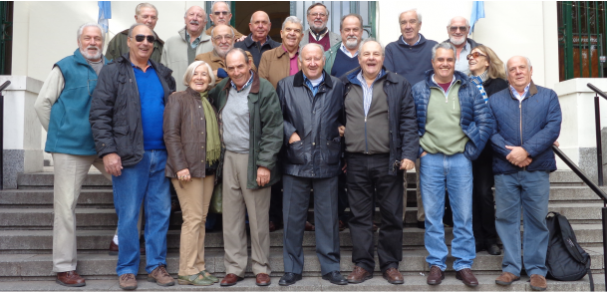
0, 169, 604, 291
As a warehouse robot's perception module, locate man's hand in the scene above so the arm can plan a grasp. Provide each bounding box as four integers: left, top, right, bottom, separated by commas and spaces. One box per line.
235, 35, 246, 42
517, 157, 533, 168
176, 169, 191, 182
342, 162, 347, 174
505, 145, 529, 165
420, 151, 427, 158
554, 140, 560, 147
103, 153, 123, 176
338, 125, 345, 137
289, 132, 301, 144
257, 166, 271, 187
400, 158, 415, 170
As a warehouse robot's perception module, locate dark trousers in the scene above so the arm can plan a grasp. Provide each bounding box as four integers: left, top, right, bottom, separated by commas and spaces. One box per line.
347, 153, 403, 273
337, 173, 349, 222
269, 181, 283, 225
472, 149, 498, 248
282, 174, 340, 275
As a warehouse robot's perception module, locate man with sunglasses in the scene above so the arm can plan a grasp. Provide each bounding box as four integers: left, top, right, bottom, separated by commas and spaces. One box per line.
91, 23, 176, 291
299, 3, 340, 51
204, 1, 245, 42
35, 22, 109, 288
444, 16, 481, 75
106, 3, 164, 63
162, 5, 213, 91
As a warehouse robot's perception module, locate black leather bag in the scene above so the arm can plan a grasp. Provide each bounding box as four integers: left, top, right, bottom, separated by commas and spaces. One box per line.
545, 211, 593, 291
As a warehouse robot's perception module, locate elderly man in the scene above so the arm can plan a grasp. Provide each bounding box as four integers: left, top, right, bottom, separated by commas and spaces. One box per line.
34, 23, 109, 288
276, 43, 347, 286
299, 3, 340, 51
234, 11, 281, 68
90, 24, 176, 290
489, 57, 561, 291
259, 16, 304, 89
445, 16, 481, 75
204, 1, 244, 40
411, 42, 493, 287
341, 39, 418, 285
195, 24, 256, 82
162, 6, 213, 91
324, 14, 364, 78
105, 3, 163, 62
209, 48, 283, 287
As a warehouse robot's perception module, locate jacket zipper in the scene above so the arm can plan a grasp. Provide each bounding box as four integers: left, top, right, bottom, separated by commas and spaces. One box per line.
519, 100, 525, 170
364, 115, 368, 153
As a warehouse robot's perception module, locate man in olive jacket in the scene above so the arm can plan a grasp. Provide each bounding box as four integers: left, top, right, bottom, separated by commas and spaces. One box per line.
209, 48, 283, 287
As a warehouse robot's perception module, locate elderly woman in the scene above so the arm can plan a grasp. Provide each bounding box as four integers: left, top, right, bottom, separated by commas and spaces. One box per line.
164, 61, 220, 286
467, 45, 509, 256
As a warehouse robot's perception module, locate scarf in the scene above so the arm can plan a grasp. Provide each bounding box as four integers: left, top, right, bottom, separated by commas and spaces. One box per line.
200, 91, 220, 166
470, 70, 489, 103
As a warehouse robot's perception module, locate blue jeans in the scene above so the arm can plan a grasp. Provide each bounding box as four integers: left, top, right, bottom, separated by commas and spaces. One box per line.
420, 152, 475, 271
495, 170, 550, 277
112, 150, 171, 276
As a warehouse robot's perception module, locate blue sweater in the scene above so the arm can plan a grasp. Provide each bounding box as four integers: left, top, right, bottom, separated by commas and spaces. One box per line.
331, 48, 360, 78
385, 34, 437, 86
133, 65, 166, 150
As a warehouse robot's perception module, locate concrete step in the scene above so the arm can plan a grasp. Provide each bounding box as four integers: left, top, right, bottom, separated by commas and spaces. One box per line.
0, 208, 117, 230
1, 224, 603, 253
0, 247, 603, 278
0, 189, 114, 208
0, 274, 600, 290
17, 172, 111, 189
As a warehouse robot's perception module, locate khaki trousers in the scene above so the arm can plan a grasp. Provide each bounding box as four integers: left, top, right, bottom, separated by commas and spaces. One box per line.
403, 159, 425, 222
52, 153, 110, 272
173, 175, 215, 276
222, 151, 272, 276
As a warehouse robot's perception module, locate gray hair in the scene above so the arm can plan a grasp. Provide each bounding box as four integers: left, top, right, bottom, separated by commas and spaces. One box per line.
505, 56, 533, 76
212, 1, 231, 14
226, 48, 250, 64
431, 42, 456, 60
358, 38, 385, 56
127, 23, 151, 38
183, 61, 216, 87
282, 16, 303, 30
184, 6, 206, 18
306, 3, 330, 17
400, 9, 421, 23
447, 16, 470, 27
135, 3, 158, 16
340, 14, 363, 31
298, 43, 326, 62
210, 25, 235, 38
77, 23, 105, 43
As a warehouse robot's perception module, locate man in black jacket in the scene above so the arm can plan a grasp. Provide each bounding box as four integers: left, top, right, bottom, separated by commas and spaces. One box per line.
276, 43, 346, 287
234, 11, 280, 68
340, 39, 418, 285
90, 24, 176, 291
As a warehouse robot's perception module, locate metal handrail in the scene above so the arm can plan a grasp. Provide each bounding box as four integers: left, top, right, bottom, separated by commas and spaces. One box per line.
0, 80, 10, 190
588, 83, 607, 100
587, 83, 606, 187
552, 145, 607, 202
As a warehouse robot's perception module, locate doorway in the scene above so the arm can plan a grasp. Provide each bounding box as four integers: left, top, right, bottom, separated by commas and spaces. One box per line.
233, 1, 290, 41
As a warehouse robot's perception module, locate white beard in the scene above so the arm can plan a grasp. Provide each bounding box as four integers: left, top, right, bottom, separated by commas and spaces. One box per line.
449, 36, 466, 46
80, 46, 102, 61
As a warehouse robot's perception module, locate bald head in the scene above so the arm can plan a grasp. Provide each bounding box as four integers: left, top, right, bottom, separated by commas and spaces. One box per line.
184, 6, 207, 36
506, 56, 533, 93
249, 11, 272, 42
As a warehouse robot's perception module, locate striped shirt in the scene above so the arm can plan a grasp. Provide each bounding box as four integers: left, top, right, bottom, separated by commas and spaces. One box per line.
357, 69, 386, 117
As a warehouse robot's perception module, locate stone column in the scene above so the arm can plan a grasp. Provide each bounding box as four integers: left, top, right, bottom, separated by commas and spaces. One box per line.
1, 75, 43, 189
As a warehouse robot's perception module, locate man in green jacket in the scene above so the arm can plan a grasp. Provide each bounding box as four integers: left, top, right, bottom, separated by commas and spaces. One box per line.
105, 3, 163, 62
209, 48, 283, 287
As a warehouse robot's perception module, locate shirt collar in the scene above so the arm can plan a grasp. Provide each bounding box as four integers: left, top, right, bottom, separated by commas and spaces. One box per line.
185, 31, 202, 47
310, 27, 329, 40
230, 71, 255, 92
400, 34, 421, 46
131, 60, 152, 72
431, 74, 456, 89
356, 68, 385, 87
510, 83, 531, 101
303, 71, 325, 87
282, 45, 299, 59
339, 43, 358, 58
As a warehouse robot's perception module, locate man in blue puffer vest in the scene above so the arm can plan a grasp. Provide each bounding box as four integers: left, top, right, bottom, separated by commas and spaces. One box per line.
412, 42, 494, 287
34, 23, 109, 288
489, 56, 561, 291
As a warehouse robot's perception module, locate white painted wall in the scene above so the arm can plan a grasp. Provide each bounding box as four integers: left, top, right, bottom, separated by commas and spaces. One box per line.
376, 1, 559, 89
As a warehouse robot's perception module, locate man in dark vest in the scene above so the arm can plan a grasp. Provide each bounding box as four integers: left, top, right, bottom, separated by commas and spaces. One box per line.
299, 3, 340, 51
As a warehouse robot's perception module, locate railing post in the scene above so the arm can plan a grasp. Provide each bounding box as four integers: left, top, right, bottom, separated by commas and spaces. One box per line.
595, 93, 604, 187
602, 207, 607, 290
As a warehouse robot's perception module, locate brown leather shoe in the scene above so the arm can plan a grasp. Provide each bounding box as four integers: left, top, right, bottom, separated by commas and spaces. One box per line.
455, 268, 478, 287
426, 266, 444, 285
382, 267, 404, 284
56, 271, 86, 287
147, 265, 175, 286
256, 273, 271, 286
495, 272, 520, 286
118, 273, 137, 290
530, 274, 547, 291
305, 221, 315, 231
347, 266, 373, 284
109, 240, 118, 256
220, 273, 244, 286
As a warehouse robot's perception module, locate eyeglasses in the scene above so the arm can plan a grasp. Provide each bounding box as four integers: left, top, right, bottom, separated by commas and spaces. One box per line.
213, 11, 229, 16
213, 34, 234, 41
309, 13, 326, 18
132, 34, 155, 43
466, 52, 487, 60
449, 26, 468, 32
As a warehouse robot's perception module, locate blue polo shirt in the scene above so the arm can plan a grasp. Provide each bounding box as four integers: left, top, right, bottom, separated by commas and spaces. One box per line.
132, 62, 166, 150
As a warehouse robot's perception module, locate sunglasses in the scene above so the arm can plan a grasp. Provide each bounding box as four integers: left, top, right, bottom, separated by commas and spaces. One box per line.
449, 26, 468, 32
213, 11, 229, 16
466, 52, 487, 60
132, 34, 155, 43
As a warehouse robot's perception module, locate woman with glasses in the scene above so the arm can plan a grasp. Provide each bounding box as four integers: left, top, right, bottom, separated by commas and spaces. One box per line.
163, 61, 220, 286
467, 45, 508, 256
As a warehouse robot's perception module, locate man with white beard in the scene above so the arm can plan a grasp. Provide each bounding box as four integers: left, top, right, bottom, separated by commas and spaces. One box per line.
324, 14, 364, 78
299, 2, 340, 51
34, 23, 111, 288
444, 16, 481, 75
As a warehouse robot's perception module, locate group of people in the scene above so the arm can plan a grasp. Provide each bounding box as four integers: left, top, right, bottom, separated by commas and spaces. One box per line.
35, 2, 562, 292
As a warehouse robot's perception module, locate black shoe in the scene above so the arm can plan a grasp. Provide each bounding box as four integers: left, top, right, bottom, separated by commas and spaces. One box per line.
278, 272, 302, 286
487, 243, 501, 255
416, 220, 425, 229
322, 271, 348, 285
